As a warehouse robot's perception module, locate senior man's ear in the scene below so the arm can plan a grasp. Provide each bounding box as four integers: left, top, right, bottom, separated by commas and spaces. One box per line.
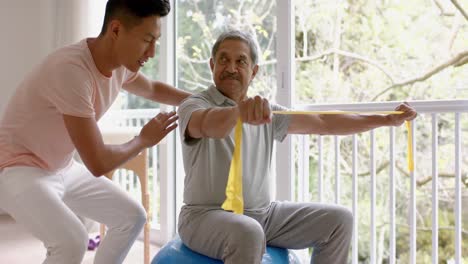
250, 64, 259, 80
209, 58, 215, 71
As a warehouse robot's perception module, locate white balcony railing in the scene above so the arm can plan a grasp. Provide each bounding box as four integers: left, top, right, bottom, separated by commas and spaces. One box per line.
98, 109, 171, 246
100, 99, 467, 263
292, 100, 468, 264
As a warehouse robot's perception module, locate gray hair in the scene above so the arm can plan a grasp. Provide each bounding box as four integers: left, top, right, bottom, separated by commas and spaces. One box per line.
211, 30, 260, 66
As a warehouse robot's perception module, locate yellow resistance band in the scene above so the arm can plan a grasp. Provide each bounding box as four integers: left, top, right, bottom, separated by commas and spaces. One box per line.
221, 118, 244, 214
221, 111, 413, 215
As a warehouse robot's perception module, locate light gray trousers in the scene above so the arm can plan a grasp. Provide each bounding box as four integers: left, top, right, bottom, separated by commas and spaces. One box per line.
0, 162, 146, 264
178, 201, 353, 264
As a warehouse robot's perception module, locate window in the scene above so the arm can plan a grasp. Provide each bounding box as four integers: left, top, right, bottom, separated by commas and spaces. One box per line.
176, 0, 278, 100
294, 1, 468, 104
90, 1, 467, 261
292, 1, 468, 263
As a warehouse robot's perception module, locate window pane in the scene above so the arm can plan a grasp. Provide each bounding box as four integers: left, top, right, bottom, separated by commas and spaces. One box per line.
176, 0, 277, 100
293, 1, 468, 263
125, 44, 161, 109
294, 0, 468, 104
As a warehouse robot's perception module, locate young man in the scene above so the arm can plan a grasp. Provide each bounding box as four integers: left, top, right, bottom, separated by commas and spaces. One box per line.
0, 0, 190, 263
177, 30, 417, 264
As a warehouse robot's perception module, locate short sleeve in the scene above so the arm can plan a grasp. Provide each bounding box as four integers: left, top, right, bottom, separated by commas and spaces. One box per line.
47, 63, 95, 118
177, 95, 212, 144
271, 104, 291, 142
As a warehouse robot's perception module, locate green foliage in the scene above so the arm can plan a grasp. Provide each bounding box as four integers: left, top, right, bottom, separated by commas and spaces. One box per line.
295, 0, 467, 104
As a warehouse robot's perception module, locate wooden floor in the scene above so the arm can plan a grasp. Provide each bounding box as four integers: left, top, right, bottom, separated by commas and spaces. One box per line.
0, 214, 160, 264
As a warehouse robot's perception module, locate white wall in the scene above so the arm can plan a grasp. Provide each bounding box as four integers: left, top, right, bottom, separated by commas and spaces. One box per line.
0, 0, 97, 115
0, 0, 56, 215
0, 0, 56, 114
0, 0, 99, 215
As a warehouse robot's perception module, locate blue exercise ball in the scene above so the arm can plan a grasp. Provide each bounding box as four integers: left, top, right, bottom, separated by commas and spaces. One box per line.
152, 237, 301, 264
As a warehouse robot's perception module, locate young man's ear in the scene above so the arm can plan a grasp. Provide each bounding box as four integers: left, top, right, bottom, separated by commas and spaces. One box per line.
109, 20, 121, 40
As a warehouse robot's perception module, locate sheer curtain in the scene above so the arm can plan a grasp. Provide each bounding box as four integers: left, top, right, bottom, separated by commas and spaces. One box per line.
53, 0, 89, 48
0, 0, 106, 216
53, 0, 107, 48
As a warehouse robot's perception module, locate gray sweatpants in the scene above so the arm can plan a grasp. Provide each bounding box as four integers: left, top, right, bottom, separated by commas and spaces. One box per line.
178, 201, 353, 264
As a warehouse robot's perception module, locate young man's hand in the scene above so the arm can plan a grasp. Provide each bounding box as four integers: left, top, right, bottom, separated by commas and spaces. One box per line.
238, 95, 272, 125
387, 102, 417, 126
138, 111, 179, 148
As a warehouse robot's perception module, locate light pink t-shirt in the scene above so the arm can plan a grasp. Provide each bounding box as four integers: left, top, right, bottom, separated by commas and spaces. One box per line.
0, 39, 137, 172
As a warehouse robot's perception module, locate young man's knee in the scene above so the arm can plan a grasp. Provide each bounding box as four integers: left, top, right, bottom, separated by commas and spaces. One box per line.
48, 228, 88, 263
122, 203, 147, 232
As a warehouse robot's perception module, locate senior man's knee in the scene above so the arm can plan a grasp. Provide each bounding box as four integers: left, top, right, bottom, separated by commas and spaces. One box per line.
223, 218, 265, 263
328, 205, 354, 236
229, 218, 265, 248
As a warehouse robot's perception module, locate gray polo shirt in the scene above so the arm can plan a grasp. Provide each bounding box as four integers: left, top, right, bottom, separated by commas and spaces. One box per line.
178, 85, 291, 210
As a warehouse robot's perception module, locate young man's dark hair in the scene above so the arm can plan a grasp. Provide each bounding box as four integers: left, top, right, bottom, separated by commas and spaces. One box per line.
100, 0, 171, 35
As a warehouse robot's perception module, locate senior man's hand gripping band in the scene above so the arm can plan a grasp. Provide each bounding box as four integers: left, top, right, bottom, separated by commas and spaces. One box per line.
221, 110, 414, 215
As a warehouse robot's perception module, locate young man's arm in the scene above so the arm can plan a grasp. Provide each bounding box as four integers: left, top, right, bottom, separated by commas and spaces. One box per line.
123, 72, 191, 106
287, 103, 417, 135
63, 112, 178, 177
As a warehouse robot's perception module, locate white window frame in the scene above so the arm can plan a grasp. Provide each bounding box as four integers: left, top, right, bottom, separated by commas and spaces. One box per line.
275, 0, 295, 201
150, 0, 177, 245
